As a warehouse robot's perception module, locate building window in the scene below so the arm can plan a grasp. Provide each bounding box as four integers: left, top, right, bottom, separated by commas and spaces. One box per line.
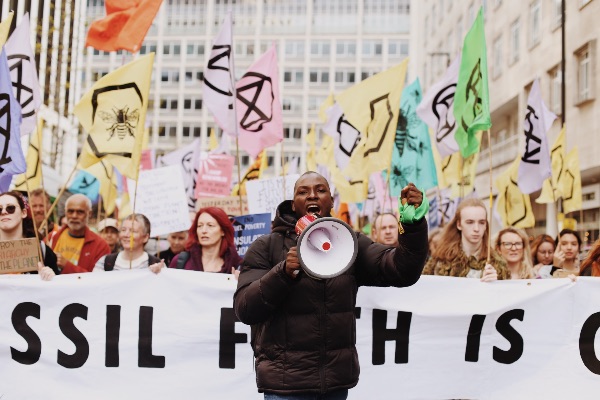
529, 0, 541, 48
492, 36, 503, 78
552, 0, 562, 29
510, 19, 520, 64
336, 40, 356, 57
576, 43, 594, 103
549, 66, 562, 115
285, 40, 305, 57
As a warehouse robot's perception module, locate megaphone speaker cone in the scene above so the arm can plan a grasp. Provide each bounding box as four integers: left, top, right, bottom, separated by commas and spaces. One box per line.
307, 228, 332, 252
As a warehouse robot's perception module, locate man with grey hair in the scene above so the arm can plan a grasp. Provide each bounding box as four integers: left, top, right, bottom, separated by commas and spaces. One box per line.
47, 194, 110, 273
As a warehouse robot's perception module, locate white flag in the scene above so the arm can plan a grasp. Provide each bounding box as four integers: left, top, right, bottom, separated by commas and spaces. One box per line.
322, 102, 362, 171
517, 79, 557, 194
156, 139, 201, 211
4, 13, 42, 136
416, 55, 460, 158
203, 13, 236, 136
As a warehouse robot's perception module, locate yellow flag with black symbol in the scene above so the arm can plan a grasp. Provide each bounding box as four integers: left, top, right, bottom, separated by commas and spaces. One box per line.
85, 160, 119, 216
14, 118, 43, 190
231, 150, 267, 196
0, 11, 13, 50
536, 126, 566, 204
315, 133, 335, 168
209, 128, 219, 151
437, 131, 481, 199
331, 167, 368, 203
337, 60, 408, 177
306, 124, 317, 171
495, 157, 535, 228
561, 147, 582, 214
75, 53, 154, 180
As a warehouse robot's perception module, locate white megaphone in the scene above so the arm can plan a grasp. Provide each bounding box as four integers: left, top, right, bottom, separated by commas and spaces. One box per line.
295, 214, 358, 279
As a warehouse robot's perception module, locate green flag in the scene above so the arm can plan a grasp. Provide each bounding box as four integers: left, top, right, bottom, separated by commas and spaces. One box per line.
453, 7, 491, 158
388, 78, 438, 196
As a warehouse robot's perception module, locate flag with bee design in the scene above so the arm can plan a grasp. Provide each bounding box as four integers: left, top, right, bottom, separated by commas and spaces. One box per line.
388, 78, 437, 196
337, 59, 408, 178
0, 11, 13, 51
75, 53, 154, 179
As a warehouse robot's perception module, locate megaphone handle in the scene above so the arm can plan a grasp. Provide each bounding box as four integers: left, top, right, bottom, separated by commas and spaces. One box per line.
285, 246, 302, 279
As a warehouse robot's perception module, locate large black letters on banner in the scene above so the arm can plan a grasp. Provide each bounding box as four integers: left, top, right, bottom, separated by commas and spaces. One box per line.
138, 306, 165, 368
465, 314, 486, 362
579, 312, 600, 375
219, 308, 247, 369
57, 303, 90, 369
11, 302, 42, 365
106, 305, 121, 367
493, 309, 525, 364
371, 309, 412, 365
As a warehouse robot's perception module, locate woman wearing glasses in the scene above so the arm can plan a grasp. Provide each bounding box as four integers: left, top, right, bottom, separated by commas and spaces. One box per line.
423, 198, 508, 280
495, 227, 536, 279
530, 234, 559, 278
0, 191, 58, 280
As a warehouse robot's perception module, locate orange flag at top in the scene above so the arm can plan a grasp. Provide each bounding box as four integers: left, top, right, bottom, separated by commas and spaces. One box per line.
86, 0, 163, 53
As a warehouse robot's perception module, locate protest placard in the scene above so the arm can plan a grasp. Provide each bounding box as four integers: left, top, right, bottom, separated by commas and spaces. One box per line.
196, 196, 249, 216
246, 175, 299, 219
0, 238, 39, 274
127, 165, 191, 237
232, 213, 271, 256
195, 153, 235, 198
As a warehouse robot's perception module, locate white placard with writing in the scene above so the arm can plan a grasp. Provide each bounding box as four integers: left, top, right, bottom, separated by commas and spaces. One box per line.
246, 174, 299, 219
127, 165, 191, 237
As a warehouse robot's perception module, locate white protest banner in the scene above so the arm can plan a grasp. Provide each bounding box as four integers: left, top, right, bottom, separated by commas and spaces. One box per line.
196, 195, 249, 216
195, 152, 235, 198
0, 238, 39, 273
232, 213, 271, 256
127, 165, 191, 237
246, 174, 299, 219
2, 273, 600, 399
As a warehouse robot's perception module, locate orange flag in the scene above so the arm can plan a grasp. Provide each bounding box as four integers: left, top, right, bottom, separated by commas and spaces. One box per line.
86, 0, 163, 53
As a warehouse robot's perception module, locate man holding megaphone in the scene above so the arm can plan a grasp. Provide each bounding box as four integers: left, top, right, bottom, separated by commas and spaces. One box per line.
234, 171, 429, 399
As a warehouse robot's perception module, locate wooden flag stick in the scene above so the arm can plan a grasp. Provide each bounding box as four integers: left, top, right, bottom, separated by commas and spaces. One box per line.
487, 129, 493, 264
24, 177, 45, 266
230, 12, 244, 216
235, 137, 243, 215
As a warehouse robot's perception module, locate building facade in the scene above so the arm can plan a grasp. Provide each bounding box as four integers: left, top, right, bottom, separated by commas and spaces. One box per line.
411, 0, 600, 244
82, 0, 410, 177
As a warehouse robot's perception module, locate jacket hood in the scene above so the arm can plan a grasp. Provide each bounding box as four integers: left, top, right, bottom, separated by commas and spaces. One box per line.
272, 200, 298, 235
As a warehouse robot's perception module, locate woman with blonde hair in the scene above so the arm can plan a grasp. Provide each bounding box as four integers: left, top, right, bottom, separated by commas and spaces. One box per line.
495, 227, 536, 279
423, 198, 508, 280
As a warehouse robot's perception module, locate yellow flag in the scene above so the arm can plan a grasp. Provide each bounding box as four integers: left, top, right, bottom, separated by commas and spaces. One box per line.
536, 126, 566, 203
85, 160, 118, 216
438, 132, 481, 198
231, 150, 267, 196
75, 53, 155, 179
0, 11, 13, 50
331, 167, 368, 203
315, 134, 335, 168
562, 147, 582, 214
337, 60, 408, 177
495, 157, 535, 228
306, 124, 317, 171
14, 118, 43, 190
209, 128, 219, 151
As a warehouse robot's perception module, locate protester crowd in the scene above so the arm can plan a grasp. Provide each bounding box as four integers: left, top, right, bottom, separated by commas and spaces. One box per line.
1, 187, 597, 284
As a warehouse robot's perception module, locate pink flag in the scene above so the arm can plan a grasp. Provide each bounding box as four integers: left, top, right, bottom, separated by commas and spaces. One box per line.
236, 44, 283, 159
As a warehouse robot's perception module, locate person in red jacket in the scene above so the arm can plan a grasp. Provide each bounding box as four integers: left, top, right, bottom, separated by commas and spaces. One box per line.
47, 194, 110, 273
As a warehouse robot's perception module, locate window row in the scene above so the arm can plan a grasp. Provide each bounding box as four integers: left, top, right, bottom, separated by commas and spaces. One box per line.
159, 97, 203, 111
160, 69, 204, 84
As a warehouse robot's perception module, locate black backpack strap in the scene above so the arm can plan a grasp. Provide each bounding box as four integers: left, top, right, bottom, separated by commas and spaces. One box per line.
103, 253, 118, 271
176, 251, 190, 269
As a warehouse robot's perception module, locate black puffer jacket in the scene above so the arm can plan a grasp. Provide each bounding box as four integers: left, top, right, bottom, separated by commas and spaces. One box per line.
234, 200, 428, 395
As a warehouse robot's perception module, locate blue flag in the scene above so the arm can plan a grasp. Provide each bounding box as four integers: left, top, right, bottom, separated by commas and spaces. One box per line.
68, 170, 101, 202
388, 78, 438, 196
0, 50, 26, 191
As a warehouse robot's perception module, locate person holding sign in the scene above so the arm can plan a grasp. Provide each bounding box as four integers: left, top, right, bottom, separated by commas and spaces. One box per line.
234, 172, 429, 399
0, 191, 58, 280
94, 214, 164, 272
169, 207, 242, 274
422, 198, 507, 280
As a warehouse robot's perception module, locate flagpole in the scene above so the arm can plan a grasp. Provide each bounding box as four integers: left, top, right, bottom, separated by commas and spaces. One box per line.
383, 168, 392, 213
229, 11, 244, 216
487, 129, 492, 264
37, 119, 50, 236
96, 193, 102, 226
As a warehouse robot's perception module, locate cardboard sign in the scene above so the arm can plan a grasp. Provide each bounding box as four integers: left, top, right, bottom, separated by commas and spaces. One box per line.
232, 213, 271, 256
196, 196, 249, 216
246, 175, 299, 219
0, 238, 40, 274
127, 165, 192, 237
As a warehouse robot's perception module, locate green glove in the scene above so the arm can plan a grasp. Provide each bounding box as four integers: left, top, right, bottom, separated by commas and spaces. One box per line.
398, 190, 429, 224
